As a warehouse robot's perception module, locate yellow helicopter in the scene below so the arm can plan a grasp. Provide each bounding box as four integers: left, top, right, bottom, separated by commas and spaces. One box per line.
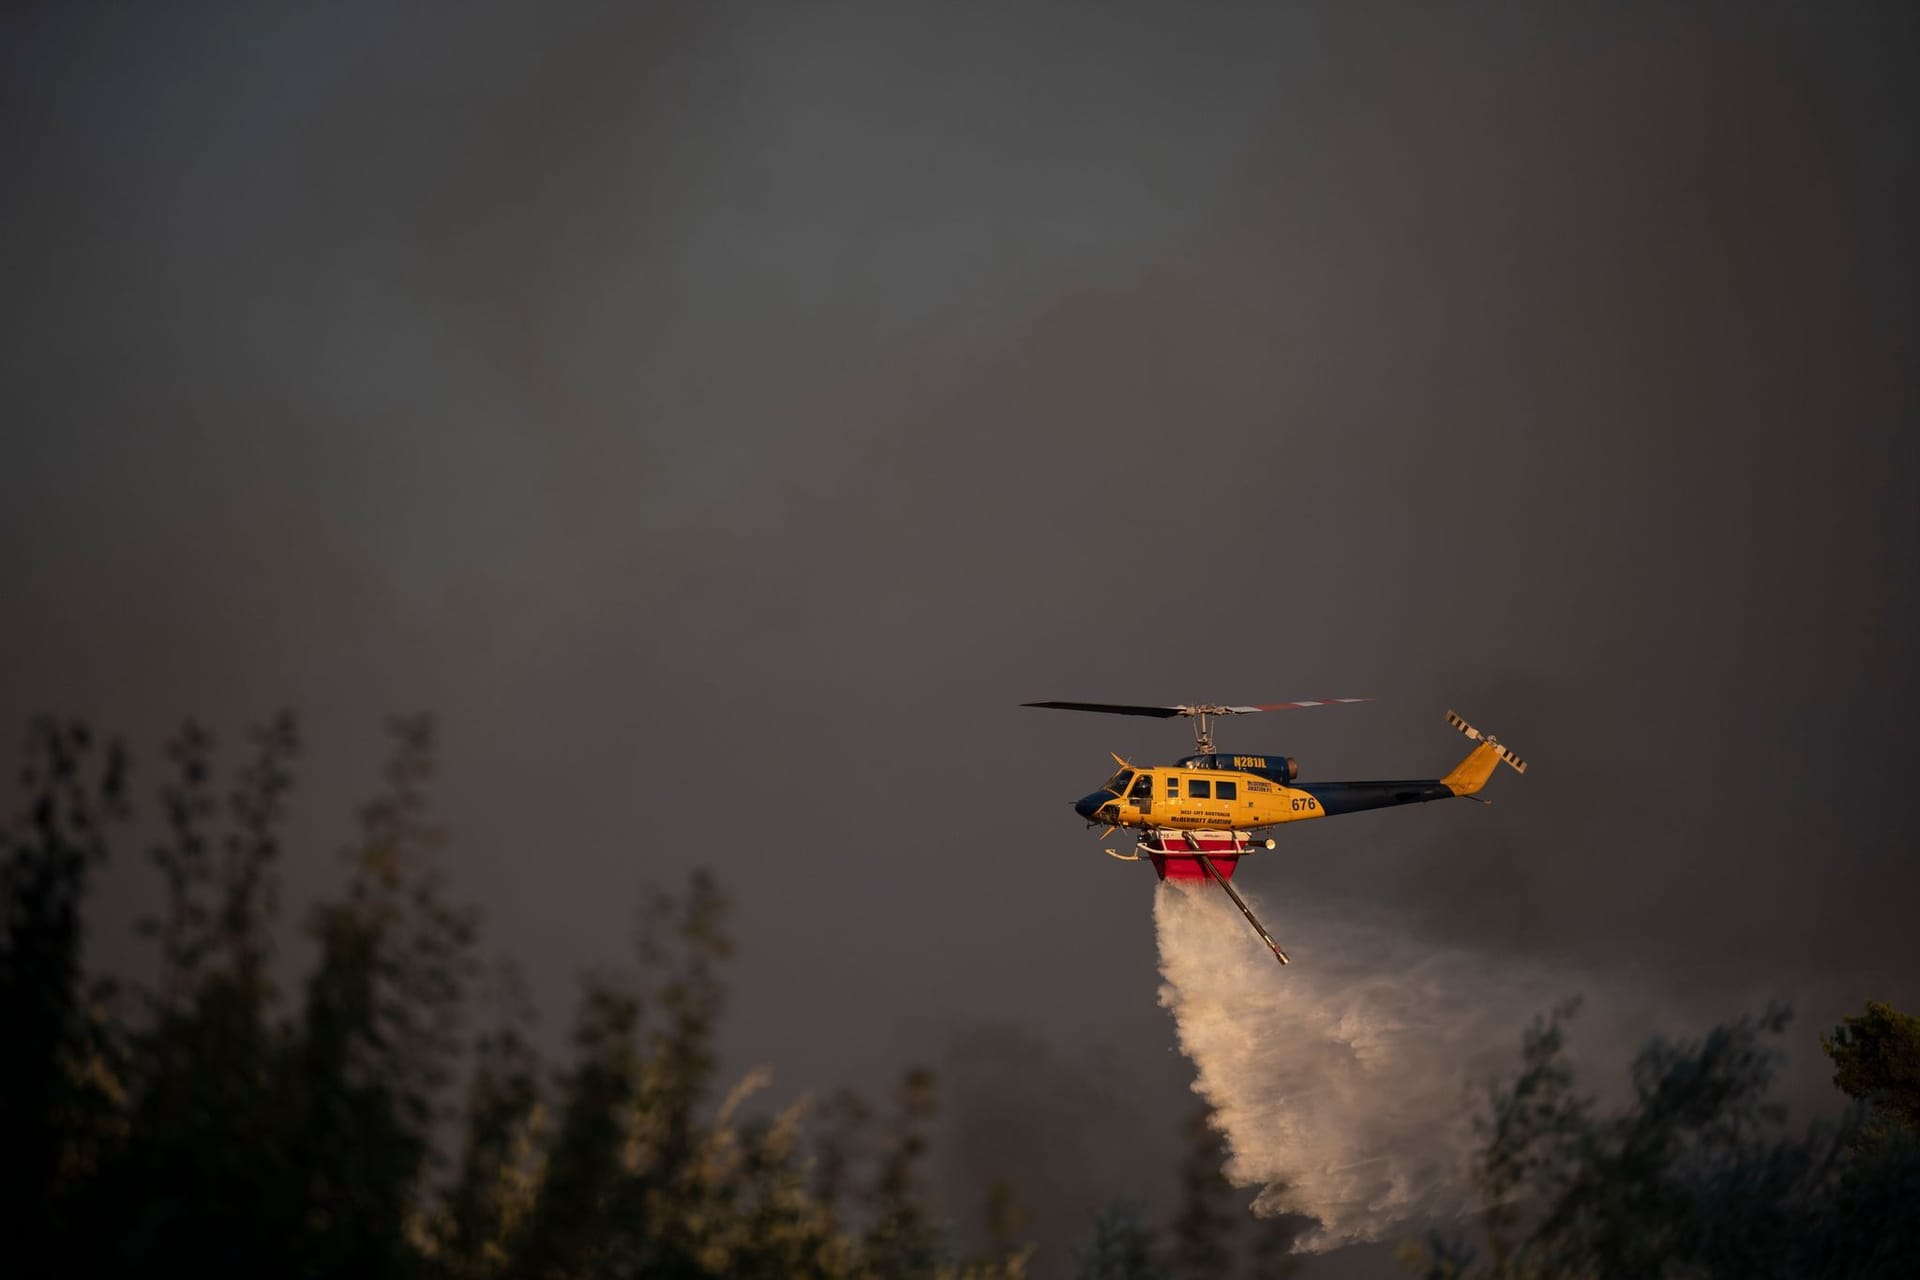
1023, 700, 1527, 964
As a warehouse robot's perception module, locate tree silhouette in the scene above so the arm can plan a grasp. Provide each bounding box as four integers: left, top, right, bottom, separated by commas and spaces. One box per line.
0, 719, 128, 1263
1073, 1201, 1167, 1280
0, 715, 1036, 1280
1170, 1102, 1237, 1280
1822, 1000, 1920, 1147
23, 714, 1911, 1277
1401, 1000, 1920, 1280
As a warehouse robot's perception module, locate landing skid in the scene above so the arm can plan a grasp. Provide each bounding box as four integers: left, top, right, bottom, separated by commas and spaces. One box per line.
1102, 830, 1276, 861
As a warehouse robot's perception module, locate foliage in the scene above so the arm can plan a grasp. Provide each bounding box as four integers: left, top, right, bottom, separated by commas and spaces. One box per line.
1400, 999, 1920, 1280
26, 715, 1910, 1278
0, 719, 128, 1261
0, 715, 1035, 1280
1074, 1201, 1168, 1280
1170, 1101, 1302, 1280
1171, 1103, 1237, 1280
1821, 1000, 1920, 1147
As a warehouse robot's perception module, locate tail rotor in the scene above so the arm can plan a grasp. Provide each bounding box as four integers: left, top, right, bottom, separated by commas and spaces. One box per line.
1445, 709, 1528, 774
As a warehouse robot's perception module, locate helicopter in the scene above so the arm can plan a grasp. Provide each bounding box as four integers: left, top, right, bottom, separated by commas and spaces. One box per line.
1022, 700, 1527, 964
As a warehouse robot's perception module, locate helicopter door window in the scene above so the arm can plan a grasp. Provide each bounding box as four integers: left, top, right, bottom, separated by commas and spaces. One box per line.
1188, 779, 1211, 799
1216, 780, 1238, 801
1166, 777, 1179, 798
1127, 774, 1153, 806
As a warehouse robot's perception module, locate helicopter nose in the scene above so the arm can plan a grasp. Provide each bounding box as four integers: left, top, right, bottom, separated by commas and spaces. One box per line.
1073, 792, 1106, 820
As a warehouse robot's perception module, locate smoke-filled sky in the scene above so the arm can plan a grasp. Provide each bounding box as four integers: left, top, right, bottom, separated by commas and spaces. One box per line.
5, 1, 1918, 1272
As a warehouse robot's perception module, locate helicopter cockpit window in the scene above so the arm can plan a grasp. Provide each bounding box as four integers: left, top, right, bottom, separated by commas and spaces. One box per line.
1128, 774, 1154, 802
1103, 770, 1134, 796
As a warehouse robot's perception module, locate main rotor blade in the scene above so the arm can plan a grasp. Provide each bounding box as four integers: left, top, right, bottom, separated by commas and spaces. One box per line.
1023, 699, 1372, 718
1021, 701, 1185, 718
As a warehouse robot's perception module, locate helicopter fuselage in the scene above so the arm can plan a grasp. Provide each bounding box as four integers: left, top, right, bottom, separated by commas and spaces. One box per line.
1073, 749, 1469, 832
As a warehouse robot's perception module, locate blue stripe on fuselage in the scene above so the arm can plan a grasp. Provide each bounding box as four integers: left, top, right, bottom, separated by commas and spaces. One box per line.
1293, 780, 1455, 816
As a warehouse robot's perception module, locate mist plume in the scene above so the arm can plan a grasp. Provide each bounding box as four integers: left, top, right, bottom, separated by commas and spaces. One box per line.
1154, 879, 1617, 1251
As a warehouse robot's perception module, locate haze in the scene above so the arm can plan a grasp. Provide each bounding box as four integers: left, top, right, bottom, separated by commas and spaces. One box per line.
5, 2, 1916, 1273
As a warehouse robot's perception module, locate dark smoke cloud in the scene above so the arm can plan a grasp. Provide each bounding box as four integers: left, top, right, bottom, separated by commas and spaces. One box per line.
5, 2, 1917, 1268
